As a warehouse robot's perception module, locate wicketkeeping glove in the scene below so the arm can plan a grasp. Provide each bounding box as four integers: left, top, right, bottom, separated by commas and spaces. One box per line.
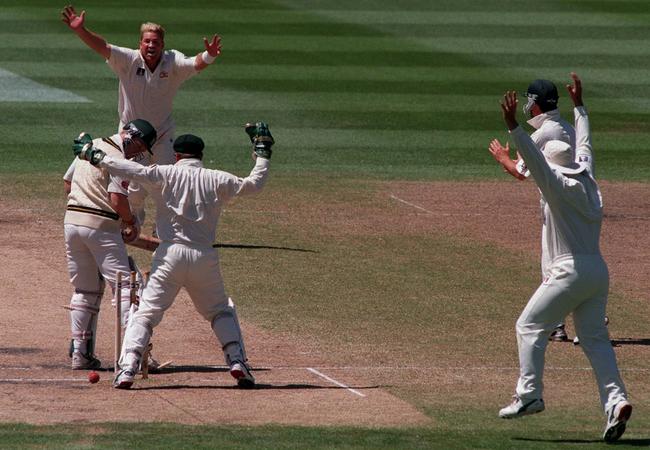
244, 122, 274, 159
72, 132, 93, 155
75, 143, 107, 166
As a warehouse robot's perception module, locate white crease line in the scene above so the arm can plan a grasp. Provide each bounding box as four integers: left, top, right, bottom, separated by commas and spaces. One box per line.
390, 194, 491, 216
306, 367, 366, 397
389, 194, 434, 214
0, 378, 84, 383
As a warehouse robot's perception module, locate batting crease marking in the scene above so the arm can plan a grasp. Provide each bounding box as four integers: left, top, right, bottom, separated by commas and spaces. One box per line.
306, 367, 366, 397
0, 378, 84, 382
389, 194, 434, 214
154, 392, 206, 423
390, 194, 488, 216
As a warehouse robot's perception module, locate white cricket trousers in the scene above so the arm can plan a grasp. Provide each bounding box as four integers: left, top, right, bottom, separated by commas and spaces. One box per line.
515, 254, 628, 413
64, 224, 132, 352
120, 242, 245, 365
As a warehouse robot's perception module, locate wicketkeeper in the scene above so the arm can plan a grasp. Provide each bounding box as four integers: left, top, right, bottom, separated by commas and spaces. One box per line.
74, 122, 274, 389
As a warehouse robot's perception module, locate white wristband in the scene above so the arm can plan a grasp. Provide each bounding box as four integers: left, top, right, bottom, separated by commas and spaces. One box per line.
202, 50, 216, 64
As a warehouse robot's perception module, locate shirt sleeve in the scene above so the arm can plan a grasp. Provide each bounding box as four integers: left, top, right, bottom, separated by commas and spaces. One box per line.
107, 45, 137, 77
171, 49, 199, 82
217, 158, 270, 202
98, 155, 163, 189
573, 106, 594, 174
63, 158, 77, 182
510, 127, 565, 202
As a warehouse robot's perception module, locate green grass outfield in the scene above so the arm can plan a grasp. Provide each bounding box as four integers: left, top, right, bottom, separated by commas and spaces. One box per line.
2, 1, 650, 448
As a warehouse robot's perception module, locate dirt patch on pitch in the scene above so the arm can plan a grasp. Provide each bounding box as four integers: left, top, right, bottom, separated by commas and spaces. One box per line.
0, 198, 428, 427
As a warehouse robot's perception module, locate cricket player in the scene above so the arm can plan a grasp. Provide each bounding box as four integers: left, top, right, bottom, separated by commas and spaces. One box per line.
64, 119, 156, 369
62, 4, 220, 166
73, 123, 274, 389
62, 4, 222, 225
492, 74, 632, 443
489, 78, 575, 342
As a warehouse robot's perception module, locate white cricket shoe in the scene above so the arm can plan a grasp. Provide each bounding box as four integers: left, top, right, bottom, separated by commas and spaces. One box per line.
499, 396, 545, 419
603, 400, 632, 443
230, 360, 255, 388
71, 351, 101, 370
113, 369, 135, 389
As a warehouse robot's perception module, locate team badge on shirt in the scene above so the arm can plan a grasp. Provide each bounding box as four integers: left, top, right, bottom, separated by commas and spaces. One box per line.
121, 180, 130, 190
136, 67, 145, 76
160, 71, 169, 79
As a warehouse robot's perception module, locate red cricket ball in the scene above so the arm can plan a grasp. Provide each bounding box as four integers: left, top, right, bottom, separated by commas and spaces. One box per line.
88, 371, 100, 384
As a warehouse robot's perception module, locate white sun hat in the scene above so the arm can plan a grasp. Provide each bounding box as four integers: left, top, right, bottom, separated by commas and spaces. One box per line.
544, 140, 588, 175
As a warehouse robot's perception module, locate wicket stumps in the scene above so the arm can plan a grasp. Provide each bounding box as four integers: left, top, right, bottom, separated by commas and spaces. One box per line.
115, 272, 122, 374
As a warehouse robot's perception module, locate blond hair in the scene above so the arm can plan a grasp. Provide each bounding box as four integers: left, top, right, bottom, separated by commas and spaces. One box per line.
140, 22, 165, 40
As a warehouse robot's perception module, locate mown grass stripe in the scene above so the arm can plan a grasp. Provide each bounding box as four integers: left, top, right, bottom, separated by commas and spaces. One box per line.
5, 62, 650, 88
0, 68, 90, 103
8, 34, 650, 57
310, 9, 650, 26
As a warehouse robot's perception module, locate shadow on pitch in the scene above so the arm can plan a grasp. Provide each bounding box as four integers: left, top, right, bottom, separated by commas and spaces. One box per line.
132, 383, 379, 392
611, 338, 650, 347
213, 242, 318, 253
514, 437, 650, 446
98, 365, 272, 374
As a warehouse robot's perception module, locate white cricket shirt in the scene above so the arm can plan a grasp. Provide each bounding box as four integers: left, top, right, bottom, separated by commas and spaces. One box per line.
510, 107, 603, 274
107, 45, 198, 139
98, 156, 270, 247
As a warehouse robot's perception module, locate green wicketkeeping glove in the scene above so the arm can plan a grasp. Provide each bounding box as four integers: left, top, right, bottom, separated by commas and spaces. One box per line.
76, 143, 107, 166
72, 132, 93, 156
244, 122, 274, 159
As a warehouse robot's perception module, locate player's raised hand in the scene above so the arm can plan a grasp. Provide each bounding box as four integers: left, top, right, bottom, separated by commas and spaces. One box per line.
244, 122, 274, 160
566, 72, 583, 107
488, 139, 510, 165
203, 34, 222, 58
61, 5, 85, 30
500, 91, 519, 130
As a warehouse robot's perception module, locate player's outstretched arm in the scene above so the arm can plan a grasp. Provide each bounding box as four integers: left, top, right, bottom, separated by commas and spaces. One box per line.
195, 34, 222, 71
61, 5, 111, 60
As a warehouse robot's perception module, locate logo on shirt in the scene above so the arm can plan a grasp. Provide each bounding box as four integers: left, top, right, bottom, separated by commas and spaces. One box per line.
136, 67, 145, 76
160, 71, 169, 79
121, 180, 130, 190
579, 155, 590, 162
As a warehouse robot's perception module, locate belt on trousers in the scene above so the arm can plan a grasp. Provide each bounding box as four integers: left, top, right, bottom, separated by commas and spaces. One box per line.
67, 204, 119, 220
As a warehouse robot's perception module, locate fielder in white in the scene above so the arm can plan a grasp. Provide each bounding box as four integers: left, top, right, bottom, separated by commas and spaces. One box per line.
74, 123, 274, 389
491, 75, 632, 443
64, 119, 156, 370
62, 4, 222, 225
61, 4, 220, 166
490, 78, 575, 342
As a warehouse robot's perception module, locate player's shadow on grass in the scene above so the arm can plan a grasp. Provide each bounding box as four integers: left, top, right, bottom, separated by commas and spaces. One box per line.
214, 243, 317, 253
514, 437, 650, 446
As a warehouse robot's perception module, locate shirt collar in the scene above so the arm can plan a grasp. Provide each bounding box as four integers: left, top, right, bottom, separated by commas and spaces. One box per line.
526, 108, 560, 130
175, 158, 204, 168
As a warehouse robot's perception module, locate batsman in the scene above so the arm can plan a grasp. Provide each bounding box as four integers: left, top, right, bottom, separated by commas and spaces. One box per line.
63, 119, 156, 369
73, 122, 274, 389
